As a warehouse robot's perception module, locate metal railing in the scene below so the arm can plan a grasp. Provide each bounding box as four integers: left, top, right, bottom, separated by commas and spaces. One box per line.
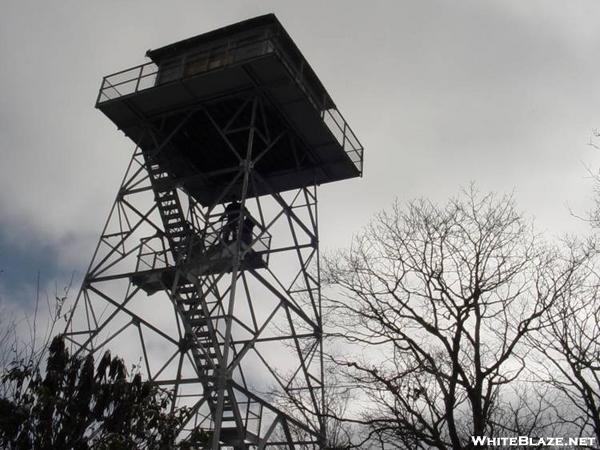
97, 34, 363, 174
136, 236, 171, 272
268, 39, 364, 175
135, 213, 272, 272
321, 107, 363, 174
96, 37, 274, 105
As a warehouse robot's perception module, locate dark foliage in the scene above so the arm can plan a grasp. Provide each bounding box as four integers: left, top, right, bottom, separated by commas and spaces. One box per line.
0, 336, 186, 450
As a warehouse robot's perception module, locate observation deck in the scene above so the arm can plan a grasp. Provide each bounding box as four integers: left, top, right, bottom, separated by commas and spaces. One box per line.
131, 213, 271, 295
96, 14, 363, 205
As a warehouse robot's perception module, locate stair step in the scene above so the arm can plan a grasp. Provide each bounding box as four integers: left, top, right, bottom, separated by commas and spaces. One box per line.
166, 223, 186, 231
219, 427, 240, 436
168, 230, 188, 238
165, 220, 185, 227
188, 318, 207, 328
178, 285, 197, 294
206, 394, 234, 407
220, 428, 258, 447
163, 211, 182, 220
166, 223, 185, 230
166, 224, 186, 232
160, 201, 177, 210
187, 311, 206, 320
150, 173, 168, 181
157, 193, 176, 202
178, 298, 199, 306
199, 366, 217, 375
154, 181, 173, 192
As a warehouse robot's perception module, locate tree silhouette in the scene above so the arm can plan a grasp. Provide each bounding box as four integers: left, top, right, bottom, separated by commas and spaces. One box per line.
323, 189, 585, 449
0, 335, 187, 450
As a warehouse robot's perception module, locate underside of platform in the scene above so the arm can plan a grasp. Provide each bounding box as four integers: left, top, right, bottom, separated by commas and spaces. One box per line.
131, 245, 268, 295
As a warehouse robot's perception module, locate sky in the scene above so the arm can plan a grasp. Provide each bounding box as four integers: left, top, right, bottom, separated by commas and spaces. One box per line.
2, 0, 600, 311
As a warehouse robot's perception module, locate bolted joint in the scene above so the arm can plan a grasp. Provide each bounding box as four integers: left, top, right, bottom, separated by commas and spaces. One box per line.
240, 159, 254, 171
314, 325, 323, 340
179, 334, 193, 352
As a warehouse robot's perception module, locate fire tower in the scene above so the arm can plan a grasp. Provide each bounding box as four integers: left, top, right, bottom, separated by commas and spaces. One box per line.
64, 14, 363, 448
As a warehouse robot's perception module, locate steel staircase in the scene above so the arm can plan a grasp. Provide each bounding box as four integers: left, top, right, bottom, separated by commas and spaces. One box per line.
145, 157, 251, 447
174, 279, 249, 447
147, 160, 191, 260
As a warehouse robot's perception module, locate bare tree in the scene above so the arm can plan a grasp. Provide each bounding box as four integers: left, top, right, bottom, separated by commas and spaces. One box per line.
270, 362, 356, 449
322, 189, 583, 449
0, 274, 73, 399
526, 237, 600, 445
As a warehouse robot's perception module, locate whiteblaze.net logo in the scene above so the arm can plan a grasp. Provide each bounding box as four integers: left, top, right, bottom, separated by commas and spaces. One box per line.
471, 436, 597, 447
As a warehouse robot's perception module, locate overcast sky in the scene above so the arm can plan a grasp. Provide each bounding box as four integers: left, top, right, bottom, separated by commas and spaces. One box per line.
2, 0, 600, 309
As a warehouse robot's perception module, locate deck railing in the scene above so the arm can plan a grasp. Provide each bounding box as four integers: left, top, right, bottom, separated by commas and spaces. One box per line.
135, 214, 272, 273
136, 236, 171, 272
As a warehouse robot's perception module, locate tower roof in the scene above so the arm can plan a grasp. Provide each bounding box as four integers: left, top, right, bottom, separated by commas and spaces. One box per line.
145, 14, 334, 109
146, 14, 277, 62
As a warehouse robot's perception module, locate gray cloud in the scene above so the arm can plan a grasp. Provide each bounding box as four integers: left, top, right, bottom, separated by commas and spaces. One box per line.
1, 0, 599, 303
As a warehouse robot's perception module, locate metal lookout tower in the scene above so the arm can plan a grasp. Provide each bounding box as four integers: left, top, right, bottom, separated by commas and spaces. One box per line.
65, 14, 363, 448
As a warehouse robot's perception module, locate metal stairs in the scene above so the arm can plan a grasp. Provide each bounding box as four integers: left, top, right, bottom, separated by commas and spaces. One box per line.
145, 157, 253, 447
147, 160, 191, 260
